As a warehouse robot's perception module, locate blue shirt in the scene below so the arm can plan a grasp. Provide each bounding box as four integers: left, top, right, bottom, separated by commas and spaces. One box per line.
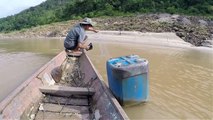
64, 23, 86, 49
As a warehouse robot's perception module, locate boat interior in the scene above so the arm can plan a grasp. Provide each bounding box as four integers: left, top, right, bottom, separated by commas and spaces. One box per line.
18, 52, 128, 120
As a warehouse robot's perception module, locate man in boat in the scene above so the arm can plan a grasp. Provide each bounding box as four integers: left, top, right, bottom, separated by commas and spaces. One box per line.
64, 18, 98, 55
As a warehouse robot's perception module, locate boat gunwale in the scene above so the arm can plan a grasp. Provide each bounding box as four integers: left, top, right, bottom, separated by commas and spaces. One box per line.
84, 53, 129, 119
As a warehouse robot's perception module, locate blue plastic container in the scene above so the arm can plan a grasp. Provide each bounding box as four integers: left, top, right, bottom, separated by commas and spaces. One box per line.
106, 55, 149, 106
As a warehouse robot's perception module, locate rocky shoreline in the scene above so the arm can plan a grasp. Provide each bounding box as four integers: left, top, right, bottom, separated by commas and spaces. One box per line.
0, 14, 212, 47
95, 14, 213, 47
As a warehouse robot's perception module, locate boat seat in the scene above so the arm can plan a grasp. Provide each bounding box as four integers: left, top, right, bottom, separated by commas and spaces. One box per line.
40, 85, 95, 97
65, 49, 82, 57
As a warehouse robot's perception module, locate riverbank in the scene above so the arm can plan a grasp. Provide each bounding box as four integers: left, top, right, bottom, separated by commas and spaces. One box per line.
88, 31, 192, 47
0, 14, 212, 47
87, 31, 213, 53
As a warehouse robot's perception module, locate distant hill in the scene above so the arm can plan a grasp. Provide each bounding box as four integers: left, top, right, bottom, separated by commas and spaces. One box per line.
0, 0, 212, 32
0, 0, 73, 32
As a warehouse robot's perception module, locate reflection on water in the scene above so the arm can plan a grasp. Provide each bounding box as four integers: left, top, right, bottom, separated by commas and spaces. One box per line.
87, 42, 213, 120
0, 38, 64, 102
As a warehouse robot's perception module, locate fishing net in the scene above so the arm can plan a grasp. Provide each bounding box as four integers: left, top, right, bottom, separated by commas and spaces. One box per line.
59, 56, 85, 87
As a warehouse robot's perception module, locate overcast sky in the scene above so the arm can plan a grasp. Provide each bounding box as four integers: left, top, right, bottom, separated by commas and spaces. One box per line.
0, 0, 46, 18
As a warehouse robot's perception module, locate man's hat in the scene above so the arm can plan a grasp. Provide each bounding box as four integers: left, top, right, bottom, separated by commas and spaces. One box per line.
80, 18, 96, 27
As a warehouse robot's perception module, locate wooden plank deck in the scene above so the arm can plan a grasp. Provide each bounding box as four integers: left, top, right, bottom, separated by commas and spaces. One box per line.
33, 93, 92, 120
40, 85, 95, 96
42, 95, 89, 106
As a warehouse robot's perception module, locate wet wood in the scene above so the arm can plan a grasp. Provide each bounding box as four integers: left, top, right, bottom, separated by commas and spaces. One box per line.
35, 111, 90, 120
41, 103, 89, 113
65, 49, 82, 57
35, 103, 90, 120
42, 96, 89, 106
40, 85, 95, 97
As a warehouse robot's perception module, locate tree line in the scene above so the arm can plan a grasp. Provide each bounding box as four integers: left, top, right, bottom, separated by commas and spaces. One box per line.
0, 0, 212, 32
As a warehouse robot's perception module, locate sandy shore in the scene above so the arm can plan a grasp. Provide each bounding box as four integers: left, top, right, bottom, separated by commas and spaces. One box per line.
87, 31, 213, 52
88, 31, 191, 47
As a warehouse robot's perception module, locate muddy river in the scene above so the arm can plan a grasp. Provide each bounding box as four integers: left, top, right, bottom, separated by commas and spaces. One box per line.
0, 38, 212, 119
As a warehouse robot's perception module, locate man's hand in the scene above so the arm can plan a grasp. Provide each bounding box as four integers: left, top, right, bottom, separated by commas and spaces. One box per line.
86, 43, 93, 51
93, 30, 99, 33
88, 27, 99, 33
85, 46, 90, 51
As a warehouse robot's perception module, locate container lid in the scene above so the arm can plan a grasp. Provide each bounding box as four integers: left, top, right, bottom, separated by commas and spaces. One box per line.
107, 55, 149, 79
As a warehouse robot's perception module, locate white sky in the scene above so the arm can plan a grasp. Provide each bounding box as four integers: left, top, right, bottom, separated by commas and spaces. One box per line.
0, 0, 46, 18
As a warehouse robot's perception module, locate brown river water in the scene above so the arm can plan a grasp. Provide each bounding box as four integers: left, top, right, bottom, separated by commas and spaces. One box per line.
0, 38, 212, 119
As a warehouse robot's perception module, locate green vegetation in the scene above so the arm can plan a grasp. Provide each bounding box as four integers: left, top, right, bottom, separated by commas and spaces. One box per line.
0, 0, 212, 32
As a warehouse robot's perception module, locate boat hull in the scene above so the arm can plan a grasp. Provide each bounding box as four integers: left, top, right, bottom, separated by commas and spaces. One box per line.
0, 51, 129, 120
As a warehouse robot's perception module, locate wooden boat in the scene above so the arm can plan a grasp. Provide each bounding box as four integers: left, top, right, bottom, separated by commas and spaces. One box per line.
0, 51, 129, 120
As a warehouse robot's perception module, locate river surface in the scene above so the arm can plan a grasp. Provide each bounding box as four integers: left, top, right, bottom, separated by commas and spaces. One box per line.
0, 38, 212, 119
0, 38, 64, 102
